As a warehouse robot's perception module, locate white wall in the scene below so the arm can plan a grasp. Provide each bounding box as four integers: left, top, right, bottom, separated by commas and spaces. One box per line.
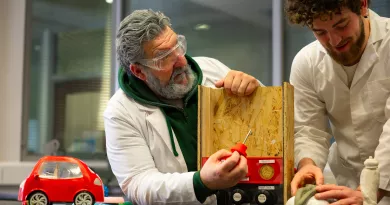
0, 0, 36, 185
0, 0, 25, 162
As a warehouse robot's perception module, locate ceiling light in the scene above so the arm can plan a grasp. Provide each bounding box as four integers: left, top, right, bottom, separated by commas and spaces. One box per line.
194, 24, 210, 31
106, 0, 113, 4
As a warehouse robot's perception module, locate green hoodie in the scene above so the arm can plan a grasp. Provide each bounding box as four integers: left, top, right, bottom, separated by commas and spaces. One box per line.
118, 55, 214, 203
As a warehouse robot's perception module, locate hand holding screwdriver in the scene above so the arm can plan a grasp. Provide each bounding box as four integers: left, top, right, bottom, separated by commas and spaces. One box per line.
200, 129, 252, 190
221, 129, 252, 162
229, 129, 252, 157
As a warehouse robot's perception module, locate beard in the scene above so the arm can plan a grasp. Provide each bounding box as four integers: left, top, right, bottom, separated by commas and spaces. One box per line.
325, 17, 365, 65
144, 64, 197, 99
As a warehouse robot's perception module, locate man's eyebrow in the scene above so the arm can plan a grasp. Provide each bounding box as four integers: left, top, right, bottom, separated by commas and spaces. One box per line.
311, 17, 348, 31
332, 17, 348, 28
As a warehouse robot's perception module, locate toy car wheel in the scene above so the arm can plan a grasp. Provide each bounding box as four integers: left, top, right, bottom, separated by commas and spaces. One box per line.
28, 191, 49, 205
74, 191, 95, 205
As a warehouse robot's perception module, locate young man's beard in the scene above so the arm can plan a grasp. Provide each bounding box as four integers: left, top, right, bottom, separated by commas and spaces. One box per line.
326, 17, 366, 66
144, 64, 197, 99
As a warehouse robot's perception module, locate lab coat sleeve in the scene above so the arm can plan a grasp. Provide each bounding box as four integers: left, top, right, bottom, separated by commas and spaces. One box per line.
375, 97, 390, 191
289, 50, 333, 171
104, 104, 213, 205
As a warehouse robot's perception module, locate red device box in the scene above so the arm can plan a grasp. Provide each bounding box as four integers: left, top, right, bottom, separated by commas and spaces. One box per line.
201, 157, 282, 184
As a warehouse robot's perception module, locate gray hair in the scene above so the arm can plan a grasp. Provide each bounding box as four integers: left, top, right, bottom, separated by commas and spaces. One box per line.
116, 9, 171, 72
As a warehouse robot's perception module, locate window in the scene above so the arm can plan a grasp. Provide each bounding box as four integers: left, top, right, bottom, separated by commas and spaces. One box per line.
283, 18, 316, 82
38, 162, 57, 179
127, 0, 273, 85
24, 0, 114, 160
58, 162, 83, 179
38, 161, 82, 179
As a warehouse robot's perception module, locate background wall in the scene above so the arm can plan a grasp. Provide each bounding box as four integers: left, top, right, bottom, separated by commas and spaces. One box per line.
0, 0, 30, 184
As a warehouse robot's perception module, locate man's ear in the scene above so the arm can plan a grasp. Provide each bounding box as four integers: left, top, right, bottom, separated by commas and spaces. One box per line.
129, 64, 147, 81
361, 0, 369, 18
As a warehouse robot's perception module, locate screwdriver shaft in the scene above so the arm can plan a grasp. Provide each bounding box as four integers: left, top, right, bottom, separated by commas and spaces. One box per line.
242, 129, 252, 144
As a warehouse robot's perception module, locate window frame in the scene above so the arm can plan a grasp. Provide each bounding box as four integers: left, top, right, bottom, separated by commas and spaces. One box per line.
21, 0, 125, 163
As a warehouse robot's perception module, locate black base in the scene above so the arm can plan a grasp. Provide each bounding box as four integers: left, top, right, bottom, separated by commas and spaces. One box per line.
217, 184, 284, 205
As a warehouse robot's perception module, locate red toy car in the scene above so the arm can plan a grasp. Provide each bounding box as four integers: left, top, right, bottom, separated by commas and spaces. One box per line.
18, 156, 104, 205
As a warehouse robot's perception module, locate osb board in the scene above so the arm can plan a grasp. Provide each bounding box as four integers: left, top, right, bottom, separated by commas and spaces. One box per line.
197, 85, 284, 167
283, 82, 294, 203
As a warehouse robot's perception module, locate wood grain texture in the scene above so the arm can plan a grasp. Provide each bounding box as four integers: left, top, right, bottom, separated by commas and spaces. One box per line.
198, 86, 284, 157
283, 82, 295, 203
198, 84, 294, 204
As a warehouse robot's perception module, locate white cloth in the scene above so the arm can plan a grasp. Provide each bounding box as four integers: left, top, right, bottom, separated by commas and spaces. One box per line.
341, 63, 358, 88
104, 57, 231, 205
290, 9, 390, 200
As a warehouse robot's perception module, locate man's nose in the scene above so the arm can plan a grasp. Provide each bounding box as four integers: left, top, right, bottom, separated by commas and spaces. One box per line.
328, 33, 342, 47
173, 55, 186, 68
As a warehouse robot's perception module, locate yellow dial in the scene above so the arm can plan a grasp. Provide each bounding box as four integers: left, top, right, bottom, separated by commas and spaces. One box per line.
259, 165, 274, 180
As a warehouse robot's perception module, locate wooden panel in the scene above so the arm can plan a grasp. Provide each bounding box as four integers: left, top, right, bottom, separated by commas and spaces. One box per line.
198, 84, 295, 204
198, 86, 284, 159
198, 85, 212, 170
283, 82, 295, 203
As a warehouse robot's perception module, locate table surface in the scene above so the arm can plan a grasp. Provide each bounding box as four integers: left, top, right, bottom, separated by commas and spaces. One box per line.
0, 186, 126, 205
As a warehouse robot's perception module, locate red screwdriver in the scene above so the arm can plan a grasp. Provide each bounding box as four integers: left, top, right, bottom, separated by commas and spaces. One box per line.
221, 129, 252, 162
230, 129, 252, 157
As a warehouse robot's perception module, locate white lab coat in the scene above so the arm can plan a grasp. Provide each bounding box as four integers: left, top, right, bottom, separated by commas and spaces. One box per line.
104, 57, 231, 205
290, 10, 390, 204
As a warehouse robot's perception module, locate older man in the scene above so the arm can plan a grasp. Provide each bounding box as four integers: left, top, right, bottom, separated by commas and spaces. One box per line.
104, 9, 262, 205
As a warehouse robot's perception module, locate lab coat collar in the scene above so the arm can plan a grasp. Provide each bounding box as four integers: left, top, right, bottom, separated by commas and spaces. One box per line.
367, 10, 388, 45
350, 10, 386, 88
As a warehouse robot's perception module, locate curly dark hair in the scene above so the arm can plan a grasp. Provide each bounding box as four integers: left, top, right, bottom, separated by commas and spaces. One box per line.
285, 0, 370, 27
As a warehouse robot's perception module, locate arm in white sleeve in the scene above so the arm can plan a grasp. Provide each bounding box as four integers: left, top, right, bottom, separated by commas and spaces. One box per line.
289, 51, 333, 171
104, 105, 211, 205
375, 96, 390, 191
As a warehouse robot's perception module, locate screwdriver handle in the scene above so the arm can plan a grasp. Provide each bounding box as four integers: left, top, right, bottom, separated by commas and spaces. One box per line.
231, 143, 247, 157
221, 130, 251, 162
220, 143, 248, 162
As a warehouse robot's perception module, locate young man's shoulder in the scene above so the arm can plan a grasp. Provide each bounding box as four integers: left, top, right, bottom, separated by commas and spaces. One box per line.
376, 15, 390, 41
297, 40, 323, 58
292, 40, 326, 68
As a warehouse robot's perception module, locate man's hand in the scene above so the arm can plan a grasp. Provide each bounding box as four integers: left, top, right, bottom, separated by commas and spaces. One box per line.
315, 184, 363, 205
291, 158, 324, 196
200, 149, 248, 190
215, 70, 259, 96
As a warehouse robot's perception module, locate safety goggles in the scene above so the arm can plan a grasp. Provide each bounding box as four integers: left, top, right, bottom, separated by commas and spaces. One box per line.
138, 35, 187, 70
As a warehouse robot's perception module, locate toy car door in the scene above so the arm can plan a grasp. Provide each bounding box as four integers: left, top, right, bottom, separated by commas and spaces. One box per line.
36, 161, 63, 202
57, 162, 84, 198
